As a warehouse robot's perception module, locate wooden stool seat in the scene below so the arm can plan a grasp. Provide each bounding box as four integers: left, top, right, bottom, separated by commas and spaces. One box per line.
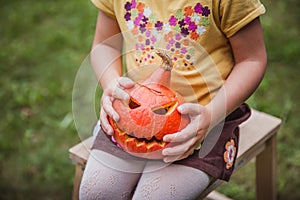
69, 109, 281, 200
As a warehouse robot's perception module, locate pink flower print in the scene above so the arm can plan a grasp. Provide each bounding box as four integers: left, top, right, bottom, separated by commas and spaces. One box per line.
175, 33, 181, 41
138, 12, 144, 19
202, 6, 211, 17
131, 0, 136, 8
181, 47, 187, 54
134, 18, 140, 26
166, 44, 171, 50
184, 16, 191, 25
169, 38, 175, 45
194, 3, 203, 14
134, 13, 143, 26
169, 16, 177, 26
150, 36, 157, 43
188, 21, 197, 31
145, 30, 151, 37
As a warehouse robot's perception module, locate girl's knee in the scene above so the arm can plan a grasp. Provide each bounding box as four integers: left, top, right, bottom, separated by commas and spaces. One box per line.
79, 168, 107, 199
79, 158, 140, 199
79, 150, 144, 199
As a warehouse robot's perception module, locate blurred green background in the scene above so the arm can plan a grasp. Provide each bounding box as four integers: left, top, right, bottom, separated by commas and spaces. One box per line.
0, 0, 299, 199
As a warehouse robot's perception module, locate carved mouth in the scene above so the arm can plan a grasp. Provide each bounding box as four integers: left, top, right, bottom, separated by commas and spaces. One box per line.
111, 120, 167, 151
126, 131, 166, 146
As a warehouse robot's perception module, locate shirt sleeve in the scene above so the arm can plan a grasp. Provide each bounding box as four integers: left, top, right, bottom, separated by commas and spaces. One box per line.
219, 0, 266, 38
91, 0, 116, 18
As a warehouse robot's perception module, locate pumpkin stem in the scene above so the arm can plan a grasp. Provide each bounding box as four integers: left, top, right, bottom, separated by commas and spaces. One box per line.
141, 49, 173, 87
156, 50, 173, 71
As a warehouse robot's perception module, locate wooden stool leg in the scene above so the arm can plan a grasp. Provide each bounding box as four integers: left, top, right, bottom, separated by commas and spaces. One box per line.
72, 164, 84, 200
256, 134, 277, 200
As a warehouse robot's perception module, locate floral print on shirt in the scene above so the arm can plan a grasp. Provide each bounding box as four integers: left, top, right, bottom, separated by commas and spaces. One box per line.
123, 0, 211, 70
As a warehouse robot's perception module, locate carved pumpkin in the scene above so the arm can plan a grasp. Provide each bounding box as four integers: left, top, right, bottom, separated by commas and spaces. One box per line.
109, 50, 190, 159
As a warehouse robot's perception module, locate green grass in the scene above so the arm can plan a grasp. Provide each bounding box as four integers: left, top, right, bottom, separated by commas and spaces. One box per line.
217, 0, 300, 199
0, 0, 97, 199
0, 0, 299, 199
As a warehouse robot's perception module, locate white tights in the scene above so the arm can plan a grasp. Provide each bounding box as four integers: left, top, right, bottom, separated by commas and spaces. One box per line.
79, 150, 210, 200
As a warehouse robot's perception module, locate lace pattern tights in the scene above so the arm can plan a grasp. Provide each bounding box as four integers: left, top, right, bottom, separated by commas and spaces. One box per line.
79, 150, 210, 200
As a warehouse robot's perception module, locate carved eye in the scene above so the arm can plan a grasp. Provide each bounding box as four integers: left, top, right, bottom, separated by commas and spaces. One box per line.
152, 102, 177, 115
128, 97, 141, 109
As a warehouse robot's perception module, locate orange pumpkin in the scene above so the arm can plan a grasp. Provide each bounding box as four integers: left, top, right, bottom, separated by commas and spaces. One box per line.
109, 50, 190, 159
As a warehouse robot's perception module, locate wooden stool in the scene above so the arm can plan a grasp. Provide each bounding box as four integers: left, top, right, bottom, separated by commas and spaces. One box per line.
69, 109, 281, 200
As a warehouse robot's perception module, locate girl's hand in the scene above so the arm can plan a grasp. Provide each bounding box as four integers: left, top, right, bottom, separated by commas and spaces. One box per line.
162, 103, 212, 163
100, 77, 135, 135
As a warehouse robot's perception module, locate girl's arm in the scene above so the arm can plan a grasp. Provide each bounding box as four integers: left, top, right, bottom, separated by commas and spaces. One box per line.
208, 17, 267, 126
91, 10, 123, 85
91, 10, 134, 134
162, 17, 267, 163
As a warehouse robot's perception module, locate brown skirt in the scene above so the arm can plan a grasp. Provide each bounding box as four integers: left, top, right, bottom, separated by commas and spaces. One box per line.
92, 103, 251, 181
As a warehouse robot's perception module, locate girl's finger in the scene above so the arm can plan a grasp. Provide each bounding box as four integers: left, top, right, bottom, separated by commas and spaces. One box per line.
117, 77, 135, 88
163, 136, 198, 156
163, 117, 200, 143
99, 109, 114, 135
102, 96, 119, 122
163, 145, 195, 163
178, 103, 204, 115
112, 85, 130, 101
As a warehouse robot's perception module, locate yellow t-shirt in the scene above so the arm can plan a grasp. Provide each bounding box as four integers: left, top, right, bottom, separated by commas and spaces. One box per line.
91, 0, 265, 105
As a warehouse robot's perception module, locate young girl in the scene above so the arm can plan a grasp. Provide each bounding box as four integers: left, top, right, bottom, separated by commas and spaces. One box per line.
80, 0, 267, 199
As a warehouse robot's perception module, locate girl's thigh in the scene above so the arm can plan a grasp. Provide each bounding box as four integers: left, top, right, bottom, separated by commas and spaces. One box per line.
132, 163, 210, 200
79, 149, 145, 200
